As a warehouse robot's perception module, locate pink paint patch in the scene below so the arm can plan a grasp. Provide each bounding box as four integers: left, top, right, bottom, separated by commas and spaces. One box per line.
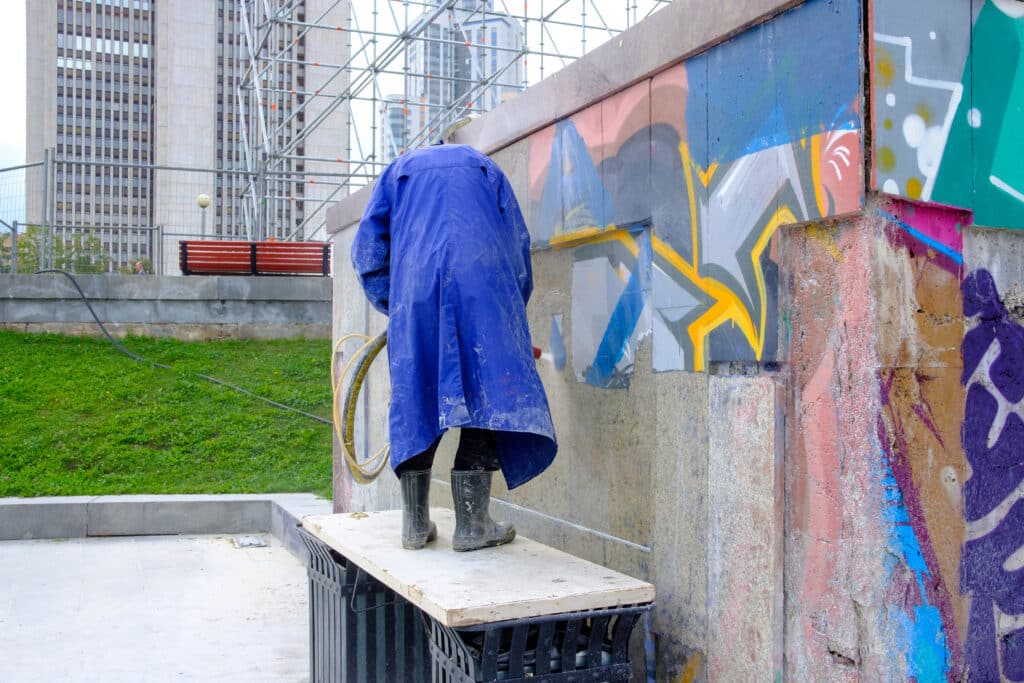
601, 80, 652, 159
884, 196, 969, 258
788, 221, 895, 680
569, 102, 603, 160
818, 128, 863, 216
651, 63, 688, 136
527, 124, 557, 201
800, 348, 842, 614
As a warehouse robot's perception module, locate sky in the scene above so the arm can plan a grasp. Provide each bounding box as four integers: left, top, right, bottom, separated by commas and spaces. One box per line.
0, 2, 26, 169
0, 2, 663, 231
0, 1, 663, 172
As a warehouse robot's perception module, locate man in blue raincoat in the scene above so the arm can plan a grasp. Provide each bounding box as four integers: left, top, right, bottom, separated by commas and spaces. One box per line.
351, 143, 557, 552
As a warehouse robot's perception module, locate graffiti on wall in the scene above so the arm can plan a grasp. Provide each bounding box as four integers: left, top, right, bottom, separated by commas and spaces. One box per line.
791, 196, 1024, 679
529, 0, 863, 385
784, 214, 889, 680
961, 268, 1024, 681
785, 200, 969, 680
872, 0, 1024, 229
875, 199, 971, 679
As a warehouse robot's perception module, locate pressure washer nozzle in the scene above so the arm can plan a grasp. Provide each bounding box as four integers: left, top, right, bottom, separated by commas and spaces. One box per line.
532, 346, 554, 364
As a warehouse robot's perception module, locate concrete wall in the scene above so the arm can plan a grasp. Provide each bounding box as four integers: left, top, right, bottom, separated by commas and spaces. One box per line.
0, 273, 331, 340
782, 199, 962, 680
781, 196, 1024, 682
328, 0, 1024, 679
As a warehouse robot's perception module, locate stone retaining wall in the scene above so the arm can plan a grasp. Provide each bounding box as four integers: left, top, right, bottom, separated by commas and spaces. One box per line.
0, 273, 331, 340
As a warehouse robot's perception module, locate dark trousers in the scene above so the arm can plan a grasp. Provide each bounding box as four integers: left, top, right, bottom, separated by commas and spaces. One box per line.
396, 428, 500, 475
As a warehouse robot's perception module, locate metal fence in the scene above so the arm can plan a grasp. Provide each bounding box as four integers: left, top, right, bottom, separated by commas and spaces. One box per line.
0, 152, 340, 275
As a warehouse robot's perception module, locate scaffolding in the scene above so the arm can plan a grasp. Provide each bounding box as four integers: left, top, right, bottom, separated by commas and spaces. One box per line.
236, 0, 673, 239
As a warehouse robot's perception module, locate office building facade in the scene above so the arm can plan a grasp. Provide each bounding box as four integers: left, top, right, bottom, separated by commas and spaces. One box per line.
26, 0, 348, 274
380, 0, 523, 163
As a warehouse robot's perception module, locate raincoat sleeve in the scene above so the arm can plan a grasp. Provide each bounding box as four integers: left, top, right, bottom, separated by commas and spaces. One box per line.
351, 167, 394, 314
490, 164, 533, 305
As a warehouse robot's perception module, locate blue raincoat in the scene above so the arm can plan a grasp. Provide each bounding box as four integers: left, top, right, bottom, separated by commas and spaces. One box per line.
351, 144, 557, 489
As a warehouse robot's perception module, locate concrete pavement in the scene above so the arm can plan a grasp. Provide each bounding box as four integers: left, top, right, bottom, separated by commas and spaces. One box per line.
0, 494, 331, 682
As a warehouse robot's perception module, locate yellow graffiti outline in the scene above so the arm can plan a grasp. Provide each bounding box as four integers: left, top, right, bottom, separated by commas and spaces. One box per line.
549, 225, 620, 250
648, 234, 759, 370
679, 141, 702, 267
811, 132, 827, 217
697, 162, 719, 188
752, 206, 796, 358
807, 224, 845, 263
542, 139, 802, 371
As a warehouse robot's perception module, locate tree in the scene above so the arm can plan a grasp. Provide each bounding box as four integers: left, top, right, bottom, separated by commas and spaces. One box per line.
14, 225, 42, 273
12, 225, 112, 274
0, 232, 13, 273
55, 232, 111, 274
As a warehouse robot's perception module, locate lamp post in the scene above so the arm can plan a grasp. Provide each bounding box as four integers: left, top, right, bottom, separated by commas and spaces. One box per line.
196, 193, 211, 238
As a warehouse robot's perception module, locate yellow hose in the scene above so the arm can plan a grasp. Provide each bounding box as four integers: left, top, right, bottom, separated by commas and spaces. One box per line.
332, 330, 389, 484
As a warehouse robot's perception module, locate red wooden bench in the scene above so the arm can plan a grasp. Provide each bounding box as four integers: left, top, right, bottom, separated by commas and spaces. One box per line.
179, 240, 331, 276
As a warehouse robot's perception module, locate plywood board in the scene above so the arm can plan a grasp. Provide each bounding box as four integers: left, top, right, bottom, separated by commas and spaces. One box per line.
302, 509, 655, 628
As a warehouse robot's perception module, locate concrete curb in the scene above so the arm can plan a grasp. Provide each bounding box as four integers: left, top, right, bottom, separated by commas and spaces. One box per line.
0, 493, 332, 562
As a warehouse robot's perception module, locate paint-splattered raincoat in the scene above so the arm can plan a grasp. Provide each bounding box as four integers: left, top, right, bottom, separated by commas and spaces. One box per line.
351, 144, 557, 489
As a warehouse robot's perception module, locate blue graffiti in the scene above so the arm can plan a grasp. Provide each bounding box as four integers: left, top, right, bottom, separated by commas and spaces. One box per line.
878, 450, 950, 680
584, 233, 651, 387
877, 209, 964, 265
684, 0, 860, 168
537, 119, 613, 242
549, 315, 567, 371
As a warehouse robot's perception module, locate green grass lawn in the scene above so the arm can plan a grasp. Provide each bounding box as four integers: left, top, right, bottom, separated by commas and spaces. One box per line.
0, 330, 334, 499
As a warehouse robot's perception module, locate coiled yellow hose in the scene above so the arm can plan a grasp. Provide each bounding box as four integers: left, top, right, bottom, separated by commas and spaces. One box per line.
331, 330, 389, 484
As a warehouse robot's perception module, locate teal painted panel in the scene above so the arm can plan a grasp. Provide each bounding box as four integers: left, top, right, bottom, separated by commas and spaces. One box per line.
873, 0, 1024, 229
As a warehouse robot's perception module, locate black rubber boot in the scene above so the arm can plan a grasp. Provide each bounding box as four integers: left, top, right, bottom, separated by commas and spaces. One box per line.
400, 469, 437, 550
450, 470, 516, 552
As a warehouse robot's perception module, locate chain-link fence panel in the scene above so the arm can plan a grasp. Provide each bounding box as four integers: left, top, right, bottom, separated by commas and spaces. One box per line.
0, 156, 336, 275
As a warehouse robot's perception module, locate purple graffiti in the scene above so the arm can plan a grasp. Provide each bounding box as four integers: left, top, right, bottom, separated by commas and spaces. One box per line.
963, 270, 1024, 405
1007, 629, 1024, 681
961, 269, 1024, 682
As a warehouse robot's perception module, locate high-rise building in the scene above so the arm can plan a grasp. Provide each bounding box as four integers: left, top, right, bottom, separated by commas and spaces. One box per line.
26, 0, 157, 267
380, 95, 408, 161
381, 0, 523, 163
460, 5, 524, 112
25, 0, 348, 274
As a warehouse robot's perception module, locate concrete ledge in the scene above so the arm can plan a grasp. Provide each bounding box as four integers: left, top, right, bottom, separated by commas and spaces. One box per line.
0, 494, 332, 562
0, 496, 94, 540
0, 273, 332, 341
87, 495, 272, 536
0, 321, 330, 341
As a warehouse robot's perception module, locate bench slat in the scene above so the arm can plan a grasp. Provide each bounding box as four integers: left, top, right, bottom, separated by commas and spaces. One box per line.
180, 240, 330, 276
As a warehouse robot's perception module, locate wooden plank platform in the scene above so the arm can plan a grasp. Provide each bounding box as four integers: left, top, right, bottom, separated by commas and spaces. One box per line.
302, 509, 655, 628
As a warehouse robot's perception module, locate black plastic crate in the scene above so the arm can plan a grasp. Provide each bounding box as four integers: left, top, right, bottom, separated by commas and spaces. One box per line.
428, 605, 651, 682
299, 526, 432, 683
